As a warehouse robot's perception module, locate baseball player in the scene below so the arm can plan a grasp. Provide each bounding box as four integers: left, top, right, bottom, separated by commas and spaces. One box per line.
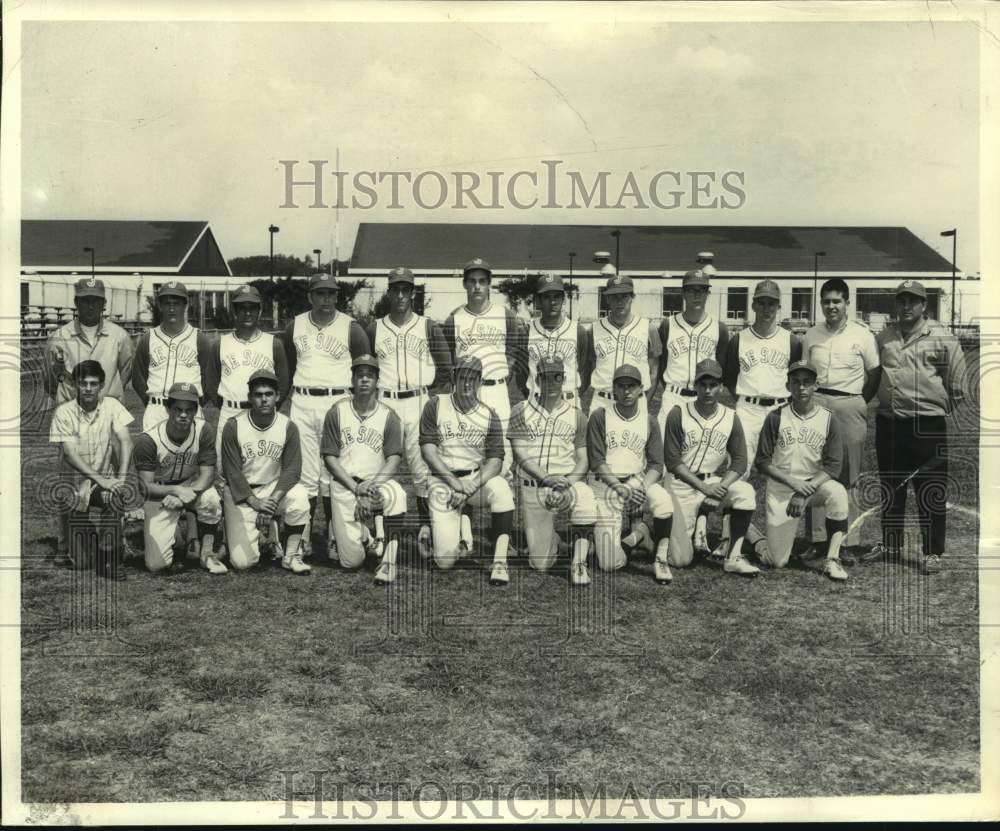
525, 272, 592, 405
278, 273, 371, 558
720, 279, 802, 556
802, 278, 880, 559
662, 359, 758, 577
48, 360, 134, 580
509, 356, 597, 585
44, 277, 134, 407
755, 360, 849, 581
321, 355, 408, 584
873, 280, 968, 575
206, 284, 290, 464
132, 281, 213, 431
442, 258, 528, 471
133, 382, 225, 575
587, 364, 674, 581
419, 355, 516, 583
656, 268, 730, 437
586, 273, 661, 415
220, 368, 311, 573
366, 267, 452, 559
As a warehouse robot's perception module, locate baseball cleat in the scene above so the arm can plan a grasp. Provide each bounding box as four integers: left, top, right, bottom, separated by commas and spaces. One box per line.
490, 561, 510, 585
202, 555, 229, 575
282, 553, 312, 575
724, 555, 760, 576
374, 560, 396, 585
571, 561, 591, 586
299, 536, 313, 559
653, 558, 673, 584
459, 515, 474, 558
710, 538, 731, 561
824, 558, 848, 581
186, 539, 201, 561
693, 531, 711, 556
417, 526, 433, 559
921, 554, 942, 575
858, 542, 898, 565
327, 538, 340, 563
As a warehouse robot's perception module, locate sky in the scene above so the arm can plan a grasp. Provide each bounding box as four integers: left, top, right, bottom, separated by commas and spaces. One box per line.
20, 16, 981, 272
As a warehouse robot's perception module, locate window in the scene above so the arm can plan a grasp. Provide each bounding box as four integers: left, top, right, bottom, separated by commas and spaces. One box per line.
726, 287, 748, 321
598, 287, 610, 318
413, 285, 426, 315
855, 288, 895, 321
925, 288, 941, 321
791, 287, 813, 321
661, 287, 683, 317
20, 281, 28, 307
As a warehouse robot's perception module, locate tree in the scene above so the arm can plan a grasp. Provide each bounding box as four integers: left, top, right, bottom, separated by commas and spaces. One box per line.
495, 273, 580, 313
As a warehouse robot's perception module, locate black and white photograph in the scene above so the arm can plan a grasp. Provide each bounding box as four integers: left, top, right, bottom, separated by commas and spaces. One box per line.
2, 0, 998, 823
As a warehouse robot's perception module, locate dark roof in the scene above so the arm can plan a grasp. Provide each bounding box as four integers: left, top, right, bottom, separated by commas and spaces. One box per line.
351, 223, 957, 273
21, 220, 231, 275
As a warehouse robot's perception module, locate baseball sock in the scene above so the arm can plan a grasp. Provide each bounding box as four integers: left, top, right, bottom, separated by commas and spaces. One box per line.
726, 509, 753, 558
323, 496, 333, 531
282, 524, 306, 558
416, 496, 430, 526
196, 521, 217, 561
653, 516, 673, 561
570, 525, 592, 566
621, 520, 644, 548
384, 516, 405, 566
825, 518, 847, 561
491, 511, 514, 563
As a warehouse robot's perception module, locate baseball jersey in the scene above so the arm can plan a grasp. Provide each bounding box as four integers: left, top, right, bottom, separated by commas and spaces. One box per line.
722, 326, 802, 397
282, 311, 370, 389
419, 395, 505, 472
659, 313, 729, 389
368, 314, 450, 392
756, 404, 842, 480
586, 406, 663, 478
134, 419, 216, 484
211, 331, 288, 404
49, 397, 133, 477
803, 320, 879, 394
220, 411, 302, 502
525, 318, 589, 398
321, 398, 404, 479
132, 325, 210, 401
590, 316, 659, 393
664, 402, 748, 477
444, 303, 525, 386
509, 398, 587, 476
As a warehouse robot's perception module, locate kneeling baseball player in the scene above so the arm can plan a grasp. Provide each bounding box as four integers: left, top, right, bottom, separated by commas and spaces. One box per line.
133, 382, 224, 574
220, 369, 311, 573
754, 360, 849, 580
663, 359, 758, 576
509, 356, 597, 585
322, 355, 407, 584
587, 364, 674, 581
419, 355, 516, 583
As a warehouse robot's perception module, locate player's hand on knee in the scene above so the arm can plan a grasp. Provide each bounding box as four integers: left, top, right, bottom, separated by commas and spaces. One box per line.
626, 486, 647, 511
787, 494, 805, 518
173, 485, 197, 506
447, 488, 467, 510
542, 475, 571, 492
255, 511, 274, 533
162, 494, 185, 511
260, 496, 279, 515
793, 478, 817, 498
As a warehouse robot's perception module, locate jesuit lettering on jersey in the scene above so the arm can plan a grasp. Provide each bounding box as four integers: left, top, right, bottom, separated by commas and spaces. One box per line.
221, 348, 274, 377
683, 427, 729, 455
739, 345, 790, 373
595, 332, 646, 363
241, 438, 285, 462
777, 424, 826, 455
527, 337, 576, 364
606, 428, 646, 456
341, 424, 385, 454
524, 415, 576, 443
294, 330, 348, 359
150, 342, 199, 369
442, 418, 486, 448
456, 318, 504, 351
668, 332, 716, 360
375, 331, 429, 360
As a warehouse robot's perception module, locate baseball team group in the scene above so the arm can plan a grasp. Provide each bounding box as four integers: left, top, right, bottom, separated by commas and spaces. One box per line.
42, 256, 969, 586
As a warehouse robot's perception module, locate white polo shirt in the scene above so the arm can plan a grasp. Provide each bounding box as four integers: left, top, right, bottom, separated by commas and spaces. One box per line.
803, 319, 879, 394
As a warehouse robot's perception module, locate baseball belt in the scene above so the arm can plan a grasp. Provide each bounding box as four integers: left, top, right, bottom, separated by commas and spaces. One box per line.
596, 390, 615, 400
741, 395, 788, 406
449, 468, 479, 478
224, 399, 251, 409
664, 384, 697, 397
293, 386, 349, 396
148, 395, 166, 405
380, 387, 428, 400
817, 388, 854, 397
480, 377, 508, 387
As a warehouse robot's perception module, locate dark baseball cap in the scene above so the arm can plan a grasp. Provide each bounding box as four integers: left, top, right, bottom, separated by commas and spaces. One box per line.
682, 269, 711, 289
787, 360, 818, 378
613, 364, 642, 384
694, 359, 724, 381
537, 356, 565, 375
231, 284, 261, 304
536, 272, 564, 294
309, 272, 338, 290
895, 279, 927, 300
463, 258, 492, 277
247, 368, 279, 389
166, 381, 199, 403
352, 354, 380, 372
753, 280, 781, 301
74, 277, 105, 299
387, 267, 414, 287
603, 273, 634, 296
157, 281, 188, 300
454, 355, 483, 375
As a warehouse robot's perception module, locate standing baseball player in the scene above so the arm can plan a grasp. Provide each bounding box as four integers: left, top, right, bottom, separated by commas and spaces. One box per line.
755, 360, 849, 580
587, 273, 661, 415
220, 369, 311, 573
44, 277, 134, 407
525, 272, 592, 406
206, 284, 290, 463
442, 258, 528, 471
321, 355, 408, 584
48, 360, 134, 580
587, 364, 674, 581
279, 273, 371, 558
132, 281, 213, 431
133, 382, 225, 575
509, 356, 597, 585
873, 280, 968, 574
367, 267, 452, 559
419, 355, 516, 583
802, 279, 880, 559
662, 359, 758, 577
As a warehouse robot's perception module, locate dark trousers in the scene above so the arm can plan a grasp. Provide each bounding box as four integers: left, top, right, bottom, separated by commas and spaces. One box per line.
875, 414, 948, 556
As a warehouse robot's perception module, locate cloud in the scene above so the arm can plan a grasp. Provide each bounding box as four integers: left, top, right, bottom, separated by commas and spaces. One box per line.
672, 45, 755, 79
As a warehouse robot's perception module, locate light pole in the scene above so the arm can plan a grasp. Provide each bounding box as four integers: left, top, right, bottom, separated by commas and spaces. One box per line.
82, 247, 95, 279
268, 225, 280, 281
568, 251, 576, 318
812, 251, 827, 324
610, 230, 621, 272
313, 249, 322, 273
941, 229, 957, 328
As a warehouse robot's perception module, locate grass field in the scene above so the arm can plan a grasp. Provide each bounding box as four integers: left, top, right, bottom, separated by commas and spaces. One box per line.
19, 365, 982, 805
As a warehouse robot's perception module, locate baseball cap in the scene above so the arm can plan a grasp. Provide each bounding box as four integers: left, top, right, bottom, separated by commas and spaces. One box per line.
247, 368, 279, 389
787, 360, 818, 378
603, 273, 634, 296
753, 280, 781, 301
157, 281, 188, 300
231, 284, 261, 304
682, 269, 711, 289
537, 356, 565, 375
351, 354, 380, 372
166, 381, 199, 403
387, 267, 414, 287
463, 258, 492, 277
535, 272, 564, 294
694, 359, 724, 381
308, 272, 338, 290
74, 277, 105, 299
453, 355, 483, 375
613, 364, 642, 384
895, 279, 927, 300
